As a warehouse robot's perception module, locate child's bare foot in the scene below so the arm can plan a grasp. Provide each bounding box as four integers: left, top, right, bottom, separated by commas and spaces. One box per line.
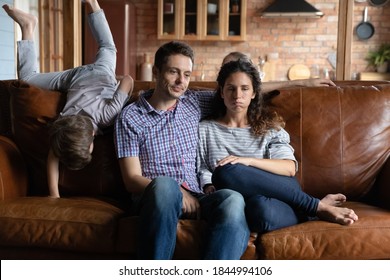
2, 4, 37, 40
118, 75, 134, 96
316, 202, 358, 225
83, 0, 101, 12
321, 193, 347, 206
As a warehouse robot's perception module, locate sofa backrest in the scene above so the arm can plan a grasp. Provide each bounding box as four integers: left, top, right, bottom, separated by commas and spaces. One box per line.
0, 79, 389, 201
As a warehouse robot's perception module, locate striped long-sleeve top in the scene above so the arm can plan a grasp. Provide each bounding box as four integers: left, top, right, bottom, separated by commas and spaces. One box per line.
197, 120, 297, 189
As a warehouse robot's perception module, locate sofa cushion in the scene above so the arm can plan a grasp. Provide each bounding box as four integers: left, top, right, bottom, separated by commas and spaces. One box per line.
0, 136, 28, 199
0, 197, 125, 253
116, 217, 207, 259
9, 80, 65, 195
115, 217, 259, 259
258, 201, 390, 259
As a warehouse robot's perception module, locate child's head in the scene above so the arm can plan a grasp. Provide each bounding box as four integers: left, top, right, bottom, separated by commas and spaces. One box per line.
49, 115, 95, 170
222, 52, 252, 66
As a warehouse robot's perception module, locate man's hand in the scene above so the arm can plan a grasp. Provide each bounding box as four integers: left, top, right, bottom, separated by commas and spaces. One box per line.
203, 184, 216, 194
302, 78, 336, 87
180, 187, 200, 219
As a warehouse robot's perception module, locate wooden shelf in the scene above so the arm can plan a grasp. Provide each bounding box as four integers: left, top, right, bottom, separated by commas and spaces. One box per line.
158, 0, 246, 41
359, 72, 390, 81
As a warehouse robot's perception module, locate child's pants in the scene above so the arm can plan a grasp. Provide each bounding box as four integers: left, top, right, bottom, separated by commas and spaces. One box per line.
17, 9, 117, 93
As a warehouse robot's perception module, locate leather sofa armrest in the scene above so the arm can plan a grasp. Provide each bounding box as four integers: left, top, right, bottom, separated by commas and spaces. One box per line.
0, 136, 28, 200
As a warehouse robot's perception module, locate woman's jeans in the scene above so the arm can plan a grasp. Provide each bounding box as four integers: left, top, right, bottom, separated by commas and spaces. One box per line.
212, 164, 320, 233
133, 176, 250, 260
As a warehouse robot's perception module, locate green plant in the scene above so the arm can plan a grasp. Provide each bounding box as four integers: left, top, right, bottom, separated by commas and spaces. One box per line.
366, 43, 390, 68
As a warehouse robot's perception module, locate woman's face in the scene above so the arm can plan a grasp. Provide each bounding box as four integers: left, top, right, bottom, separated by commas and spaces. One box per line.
221, 71, 255, 113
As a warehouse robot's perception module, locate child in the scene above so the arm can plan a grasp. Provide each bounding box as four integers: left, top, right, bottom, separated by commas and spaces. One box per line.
3, 0, 134, 198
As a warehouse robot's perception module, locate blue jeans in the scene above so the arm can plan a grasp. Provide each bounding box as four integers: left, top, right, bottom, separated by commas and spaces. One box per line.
212, 164, 320, 233
134, 176, 250, 260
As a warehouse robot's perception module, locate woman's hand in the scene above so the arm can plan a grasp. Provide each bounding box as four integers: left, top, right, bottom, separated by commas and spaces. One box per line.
217, 155, 252, 167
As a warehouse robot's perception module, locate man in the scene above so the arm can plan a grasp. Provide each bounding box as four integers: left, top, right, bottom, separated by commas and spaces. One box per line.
115, 41, 250, 260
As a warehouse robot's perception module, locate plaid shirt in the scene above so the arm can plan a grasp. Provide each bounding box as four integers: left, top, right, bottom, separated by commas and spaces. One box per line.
115, 89, 213, 193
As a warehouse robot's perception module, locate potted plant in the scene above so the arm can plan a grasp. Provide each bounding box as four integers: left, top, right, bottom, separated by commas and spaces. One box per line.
366, 43, 390, 73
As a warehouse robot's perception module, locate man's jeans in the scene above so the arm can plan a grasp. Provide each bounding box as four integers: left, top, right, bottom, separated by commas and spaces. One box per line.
134, 176, 250, 260
212, 164, 320, 233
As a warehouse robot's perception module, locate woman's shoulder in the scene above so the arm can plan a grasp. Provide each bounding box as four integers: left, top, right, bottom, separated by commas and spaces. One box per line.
267, 127, 291, 141
199, 119, 215, 130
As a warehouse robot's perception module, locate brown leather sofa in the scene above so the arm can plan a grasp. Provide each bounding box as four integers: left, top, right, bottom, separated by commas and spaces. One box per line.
0, 79, 389, 260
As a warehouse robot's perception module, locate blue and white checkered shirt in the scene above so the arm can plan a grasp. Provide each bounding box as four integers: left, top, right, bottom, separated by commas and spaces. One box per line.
115, 89, 214, 193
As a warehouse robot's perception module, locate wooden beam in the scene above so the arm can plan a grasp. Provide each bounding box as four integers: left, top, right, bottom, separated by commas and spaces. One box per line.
336, 0, 353, 80
39, 0, 54, 72
39, 0, 81, 72
63, 0, 82, 69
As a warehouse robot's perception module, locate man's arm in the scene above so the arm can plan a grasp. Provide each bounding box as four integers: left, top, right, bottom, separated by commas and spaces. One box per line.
118, 156, 151, 194
261, 78, 336, 94
119, 156, 200, 218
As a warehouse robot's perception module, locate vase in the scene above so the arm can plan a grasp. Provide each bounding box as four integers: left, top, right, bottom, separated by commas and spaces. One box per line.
140, 53, 153, 81
377, 61, 388, 73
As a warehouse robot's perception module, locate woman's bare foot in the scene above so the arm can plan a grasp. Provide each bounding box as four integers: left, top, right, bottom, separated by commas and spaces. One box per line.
118, 75, 134, 96
321, 193, 347, 206
316, 201, 358, 225
2, 4, 37, 40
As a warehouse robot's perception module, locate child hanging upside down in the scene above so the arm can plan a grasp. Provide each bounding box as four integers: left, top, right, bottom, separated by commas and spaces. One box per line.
3, 0, 134, 198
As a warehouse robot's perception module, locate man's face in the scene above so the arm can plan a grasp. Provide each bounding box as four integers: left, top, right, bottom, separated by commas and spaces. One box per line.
155, 54, 193, 99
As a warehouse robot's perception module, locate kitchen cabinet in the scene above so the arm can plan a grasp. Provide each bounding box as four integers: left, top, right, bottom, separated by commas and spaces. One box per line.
157, 0, 246, 41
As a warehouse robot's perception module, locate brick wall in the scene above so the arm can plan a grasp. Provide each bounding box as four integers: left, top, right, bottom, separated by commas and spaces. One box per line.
132, 0, 390, 81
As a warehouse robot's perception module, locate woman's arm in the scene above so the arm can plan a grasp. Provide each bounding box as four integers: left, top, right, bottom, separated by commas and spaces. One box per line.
217, 156, 296, 177
215, 128, 297, 177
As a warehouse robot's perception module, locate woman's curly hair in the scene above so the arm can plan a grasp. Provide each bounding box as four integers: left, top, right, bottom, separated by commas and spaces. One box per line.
209, 59, 285, 136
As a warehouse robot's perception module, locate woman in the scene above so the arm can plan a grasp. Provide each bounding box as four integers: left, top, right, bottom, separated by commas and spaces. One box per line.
197, 59, 358, 232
